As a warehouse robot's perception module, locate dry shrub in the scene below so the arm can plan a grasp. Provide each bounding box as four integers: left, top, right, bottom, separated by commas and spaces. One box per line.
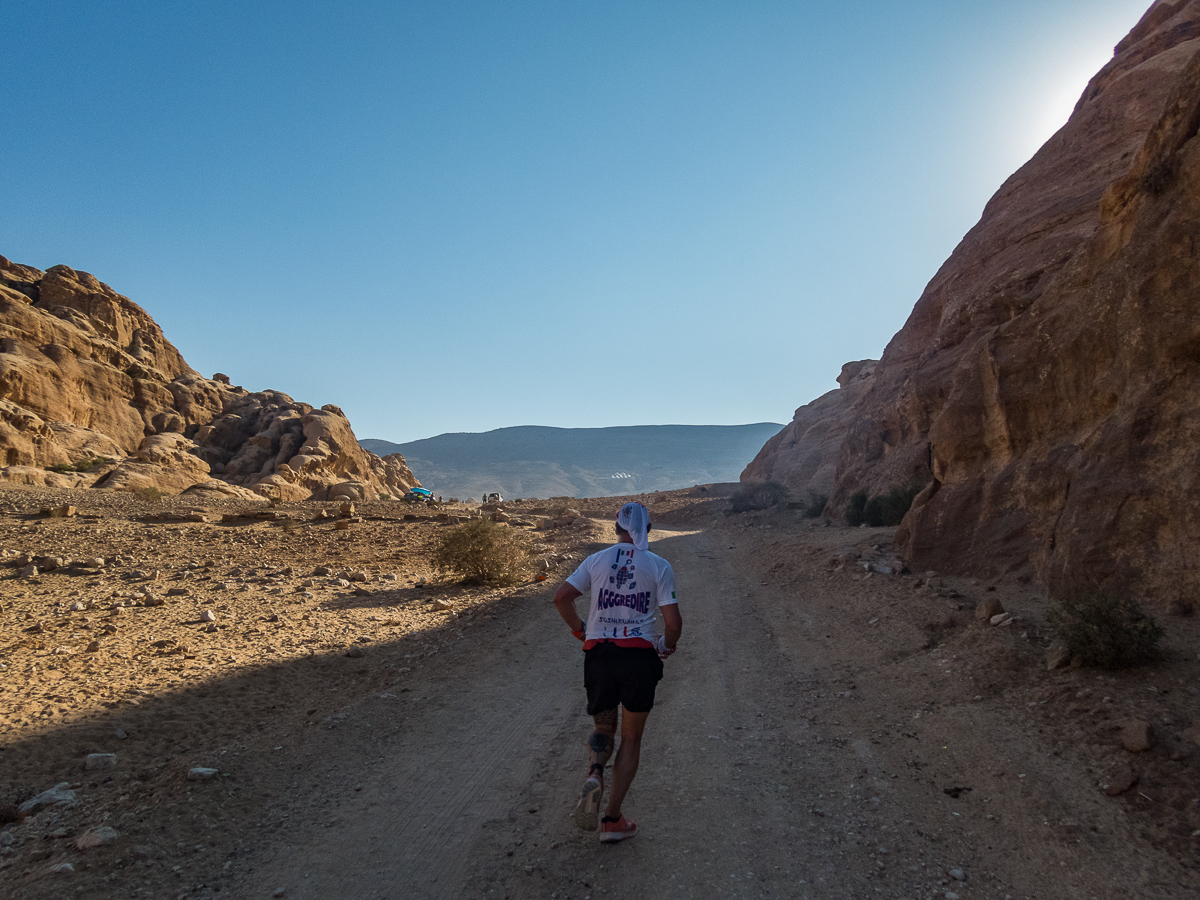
846, 490, 868, 526
803, 493, 828, 518
433, 518, 532, 586
1046, 589, 1164, 669
729, 481, 789, 514
864, 482, 923, 527
845, 481, 923, 527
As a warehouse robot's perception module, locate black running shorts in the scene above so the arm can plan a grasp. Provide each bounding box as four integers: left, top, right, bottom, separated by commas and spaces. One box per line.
584, 642, 664, 715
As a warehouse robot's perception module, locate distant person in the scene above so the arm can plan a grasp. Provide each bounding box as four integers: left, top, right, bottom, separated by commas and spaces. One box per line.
552, 501, 683, 842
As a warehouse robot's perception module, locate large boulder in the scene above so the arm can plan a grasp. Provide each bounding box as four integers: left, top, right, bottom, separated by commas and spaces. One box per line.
180, 480, 270, 503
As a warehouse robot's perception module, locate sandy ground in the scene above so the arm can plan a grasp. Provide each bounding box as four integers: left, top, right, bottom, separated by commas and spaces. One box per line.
1, 485, 1198, 899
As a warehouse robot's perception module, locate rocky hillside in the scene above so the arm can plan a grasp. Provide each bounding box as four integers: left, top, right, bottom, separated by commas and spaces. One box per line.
0, 257, 417, 501
746, 0, 1200, 601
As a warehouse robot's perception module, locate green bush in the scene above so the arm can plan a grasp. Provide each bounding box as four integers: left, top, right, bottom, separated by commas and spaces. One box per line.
1046, 589, 1164, 669
729, 481, 789, 514
48, 456, 109, 474
803, 493, 828, 518
846, 482, 923, 527
865, 482, 923, 527
432, 518, 532, 586
845, 491, 868, 526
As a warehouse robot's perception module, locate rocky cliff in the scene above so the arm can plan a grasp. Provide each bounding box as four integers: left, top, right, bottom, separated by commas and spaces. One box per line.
0, 257, 417, 501
740, 360, 875, 500
752, 0, 1200, 602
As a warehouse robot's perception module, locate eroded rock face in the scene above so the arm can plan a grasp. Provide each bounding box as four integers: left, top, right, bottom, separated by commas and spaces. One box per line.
740, 360, 876, 505
905, 34, 1200, 601
890, 2, 1200, 599
194, 394, 418, 501
756, 1, 1200, 600
0, 258, 418, 500
97, 433, 212, 496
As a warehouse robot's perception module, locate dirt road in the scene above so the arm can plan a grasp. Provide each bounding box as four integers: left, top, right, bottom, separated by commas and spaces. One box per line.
244, 525, 825, 899
237, 524, 1200, 900
4, 492, 1196, 900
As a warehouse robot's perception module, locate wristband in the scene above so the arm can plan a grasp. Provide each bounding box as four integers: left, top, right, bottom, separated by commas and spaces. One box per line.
571, 629, 585, 642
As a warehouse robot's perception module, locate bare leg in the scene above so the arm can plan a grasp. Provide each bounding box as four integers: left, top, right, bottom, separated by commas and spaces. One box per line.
588, 708, 617, 775
574, 707, 618, 830
605, 707, 649, 819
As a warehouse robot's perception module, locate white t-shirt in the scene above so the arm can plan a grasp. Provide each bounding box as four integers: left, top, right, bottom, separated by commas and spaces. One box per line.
566, 543, 679, 649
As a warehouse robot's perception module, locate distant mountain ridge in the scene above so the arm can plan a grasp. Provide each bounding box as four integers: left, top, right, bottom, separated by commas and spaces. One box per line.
361, 423, 783, 500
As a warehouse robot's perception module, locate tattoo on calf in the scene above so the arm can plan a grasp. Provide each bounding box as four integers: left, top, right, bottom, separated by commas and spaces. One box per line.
588, 732, 615, 754
587, 730, 615, 771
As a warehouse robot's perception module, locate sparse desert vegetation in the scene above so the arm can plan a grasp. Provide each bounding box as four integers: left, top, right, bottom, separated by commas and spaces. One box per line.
0, 486, 1198, 899
1047, 588, 1165, 669
845, 481, 923, 527
727, 480, 789, 514
432, 517, 533, 586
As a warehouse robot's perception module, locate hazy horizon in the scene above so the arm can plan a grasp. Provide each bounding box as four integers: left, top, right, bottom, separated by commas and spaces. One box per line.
361, 420, 785, 446
361, 421, 786, 497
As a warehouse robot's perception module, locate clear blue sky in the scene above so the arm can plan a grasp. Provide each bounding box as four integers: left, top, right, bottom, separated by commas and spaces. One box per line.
2, 0, 1153, 442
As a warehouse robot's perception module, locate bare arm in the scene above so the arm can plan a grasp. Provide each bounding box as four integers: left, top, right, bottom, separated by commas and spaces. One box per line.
553, 581, 585, 633
661, 603, 682, 650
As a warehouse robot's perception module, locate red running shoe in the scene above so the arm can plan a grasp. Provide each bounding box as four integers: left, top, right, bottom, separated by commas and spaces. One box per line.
598, 815, 638, 843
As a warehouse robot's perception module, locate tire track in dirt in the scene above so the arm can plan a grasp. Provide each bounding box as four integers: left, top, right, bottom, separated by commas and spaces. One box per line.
364, 689, 571, 896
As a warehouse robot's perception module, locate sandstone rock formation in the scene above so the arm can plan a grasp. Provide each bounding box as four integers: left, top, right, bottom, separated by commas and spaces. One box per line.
97, 433, 212, 496
750, 0, 1200, 601
740, 360, 876, 501
0, 258, 417, 500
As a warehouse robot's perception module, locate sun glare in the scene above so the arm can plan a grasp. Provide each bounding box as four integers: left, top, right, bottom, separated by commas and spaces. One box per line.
1023, 49, 1119, 156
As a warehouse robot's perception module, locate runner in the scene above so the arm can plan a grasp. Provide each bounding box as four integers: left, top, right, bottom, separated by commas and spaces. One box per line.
552, 501, 683, 842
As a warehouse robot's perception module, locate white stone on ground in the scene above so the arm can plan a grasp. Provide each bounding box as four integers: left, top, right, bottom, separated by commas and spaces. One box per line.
85, 753, 117, 770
